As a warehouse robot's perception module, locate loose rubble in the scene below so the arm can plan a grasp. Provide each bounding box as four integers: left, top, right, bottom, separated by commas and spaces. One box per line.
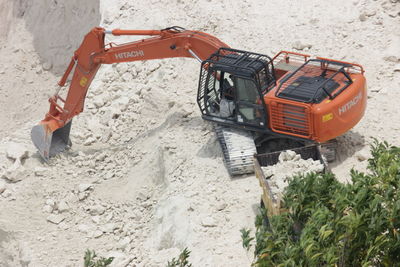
292, 40, 312, 50
5, 142, 29, 162
261, 150, 325, 197
46, 214, 65, 225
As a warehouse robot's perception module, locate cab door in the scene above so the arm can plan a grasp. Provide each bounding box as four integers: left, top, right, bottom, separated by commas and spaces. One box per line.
234, 76, 266, 128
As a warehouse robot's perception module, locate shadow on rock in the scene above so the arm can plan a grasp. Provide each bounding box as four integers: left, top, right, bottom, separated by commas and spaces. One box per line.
330, 130, 366, 168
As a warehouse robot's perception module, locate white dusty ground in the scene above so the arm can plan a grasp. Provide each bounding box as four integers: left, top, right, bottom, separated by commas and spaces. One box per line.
0, 0, 399, 266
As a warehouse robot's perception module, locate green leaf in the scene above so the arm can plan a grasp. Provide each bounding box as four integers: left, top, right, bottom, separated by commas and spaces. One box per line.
321, 230, 334, 240
304, 243, 314, 256
311, 253, 323, 260
167, 248, 192, 267
240, 228, 254, 251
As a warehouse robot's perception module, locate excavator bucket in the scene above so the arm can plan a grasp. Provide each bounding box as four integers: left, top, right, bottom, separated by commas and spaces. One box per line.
31, 120, 72, 161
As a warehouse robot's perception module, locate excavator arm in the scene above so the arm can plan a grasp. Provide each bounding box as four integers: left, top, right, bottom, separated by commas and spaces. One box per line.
31, 26, 229, 160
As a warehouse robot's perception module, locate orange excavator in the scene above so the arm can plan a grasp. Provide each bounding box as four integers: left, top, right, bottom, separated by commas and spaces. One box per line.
31, 26, 366, 175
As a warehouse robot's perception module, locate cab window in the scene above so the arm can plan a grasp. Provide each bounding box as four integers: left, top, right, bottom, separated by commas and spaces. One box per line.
236, 77, 259, 103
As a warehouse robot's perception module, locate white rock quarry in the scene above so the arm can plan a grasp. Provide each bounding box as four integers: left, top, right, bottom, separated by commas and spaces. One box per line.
0, 0, 399, 266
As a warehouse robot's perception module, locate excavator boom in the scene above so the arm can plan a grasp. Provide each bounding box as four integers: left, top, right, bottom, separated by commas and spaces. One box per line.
31, 26, 228, 160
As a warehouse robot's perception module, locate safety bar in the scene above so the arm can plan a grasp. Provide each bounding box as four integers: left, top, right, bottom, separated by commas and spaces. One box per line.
271, 50, 310, 63
316, 56, 364, 74
106, 29, 163, 36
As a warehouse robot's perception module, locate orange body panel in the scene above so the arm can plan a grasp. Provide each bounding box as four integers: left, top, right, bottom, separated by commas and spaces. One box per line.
264, 52, 366, 142
311, 74, 366, 142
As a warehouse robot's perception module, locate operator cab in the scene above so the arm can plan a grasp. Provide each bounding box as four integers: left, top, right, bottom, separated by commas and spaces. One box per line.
197, 48, 275, 131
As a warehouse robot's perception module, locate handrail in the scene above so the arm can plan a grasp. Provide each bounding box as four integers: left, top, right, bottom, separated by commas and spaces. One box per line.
271, 50, 310, 63
316, 56, 364, 74
274, 59, 310, 96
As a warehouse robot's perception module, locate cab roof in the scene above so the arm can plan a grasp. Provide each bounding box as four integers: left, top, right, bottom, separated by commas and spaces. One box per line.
205, 48, 273, 77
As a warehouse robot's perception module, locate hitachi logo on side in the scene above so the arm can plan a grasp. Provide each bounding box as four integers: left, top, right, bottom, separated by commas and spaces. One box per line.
115, 50, 144, 60
339, 92, 362, 115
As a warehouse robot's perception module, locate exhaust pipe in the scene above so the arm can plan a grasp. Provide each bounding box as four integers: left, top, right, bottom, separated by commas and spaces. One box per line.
31, 120, 72, 161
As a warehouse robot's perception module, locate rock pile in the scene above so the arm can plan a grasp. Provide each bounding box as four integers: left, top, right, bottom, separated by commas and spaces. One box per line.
261, 150, 325, 197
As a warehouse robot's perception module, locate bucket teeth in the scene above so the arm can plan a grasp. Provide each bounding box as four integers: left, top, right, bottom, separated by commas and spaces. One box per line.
214, 125, 256, 176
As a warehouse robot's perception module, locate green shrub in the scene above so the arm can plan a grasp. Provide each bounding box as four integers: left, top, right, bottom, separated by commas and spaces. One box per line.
84, 249, 114, 267
245, 140, 400, 266
166, 248, 192, 267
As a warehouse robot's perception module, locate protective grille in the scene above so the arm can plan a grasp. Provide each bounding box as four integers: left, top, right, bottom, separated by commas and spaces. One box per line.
269, 102, 311, 138
197, 61, 210, 114
276, 59, 351, 103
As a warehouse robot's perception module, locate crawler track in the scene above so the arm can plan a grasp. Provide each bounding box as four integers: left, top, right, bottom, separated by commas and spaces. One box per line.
215, 125, 257, 176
